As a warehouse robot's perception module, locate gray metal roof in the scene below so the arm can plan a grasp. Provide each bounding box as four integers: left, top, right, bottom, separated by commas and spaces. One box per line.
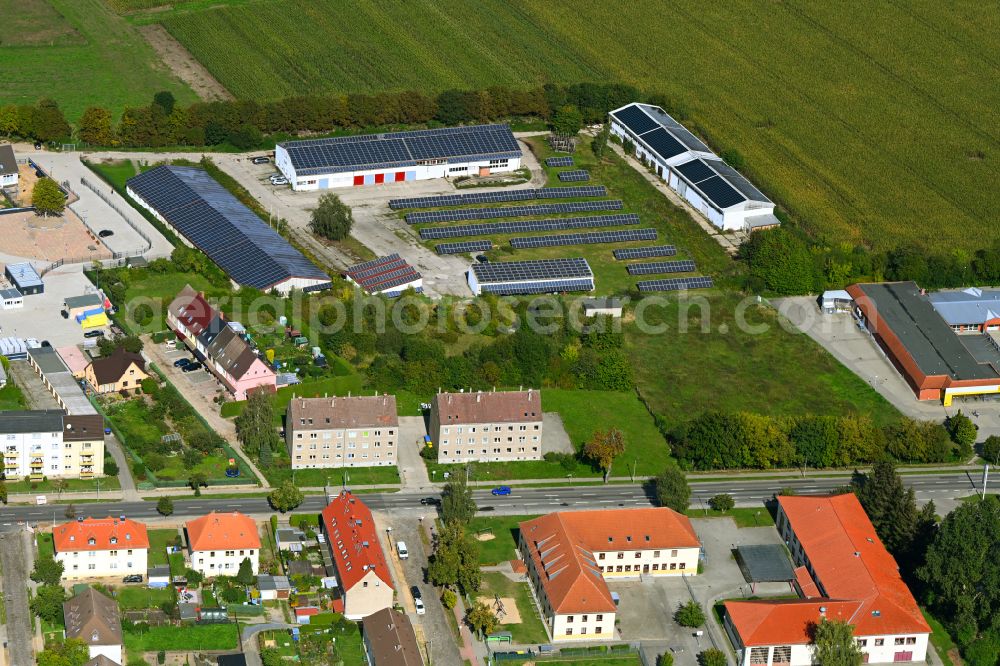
736, 544, 795, 583
928, 287, 1000, 326
0, 288, 21, 300
28, 346, 70, 374
0, 409, 65, 434
257, 575, 291, 591
65, 294, 104, 310
0, 144, 16, 176
5, 262, 42, 289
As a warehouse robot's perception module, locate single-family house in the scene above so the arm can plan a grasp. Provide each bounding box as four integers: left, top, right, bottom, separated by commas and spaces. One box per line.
84, 348, 148, 395
63, 588, 123, 664
185, 512, 260, 577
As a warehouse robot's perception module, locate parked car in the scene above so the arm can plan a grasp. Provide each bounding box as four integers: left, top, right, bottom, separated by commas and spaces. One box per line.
122, 574, 143, 584
396, 541, 408, 559
251, 156, 270, 164
98, 229, 114, 238
181, 361, 202, 372
476, 254, 489, 263
419, 497, 440, 506
491, 486, 512, 496
60, 309, 69, 319
411, 586, 422, 600
173, 358, 191, 368
414, 597, 425, 615
83, 330, 104, 339
270, 177, 289, 186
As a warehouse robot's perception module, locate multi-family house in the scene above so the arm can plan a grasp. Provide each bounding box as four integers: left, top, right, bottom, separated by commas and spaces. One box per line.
430, 389, 542, 464
53, 516, 149, 580
185, 512, 260, 577
63, 588, 123, 664
286, 395, 398, 470
1, 410, 104, 480
362, 608, 424, 666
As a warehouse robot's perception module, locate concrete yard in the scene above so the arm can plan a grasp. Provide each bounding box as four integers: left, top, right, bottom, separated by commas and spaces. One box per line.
0, 265, 109, 348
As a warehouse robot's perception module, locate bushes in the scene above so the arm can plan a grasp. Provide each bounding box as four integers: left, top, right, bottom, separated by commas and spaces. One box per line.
670, 412, 952, 470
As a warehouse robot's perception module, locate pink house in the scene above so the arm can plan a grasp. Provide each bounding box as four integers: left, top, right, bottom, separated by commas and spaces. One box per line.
167, 285, 276, 400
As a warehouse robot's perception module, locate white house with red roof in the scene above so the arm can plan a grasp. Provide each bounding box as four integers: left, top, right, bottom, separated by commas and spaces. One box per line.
321, 491, 395, 619
723, 494, 930, 665
519, 508, 701, 641
184, 511, 260, 577
53, 517, 149, 581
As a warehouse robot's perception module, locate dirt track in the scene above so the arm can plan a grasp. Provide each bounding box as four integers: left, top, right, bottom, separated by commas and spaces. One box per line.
140, 24, 233, 102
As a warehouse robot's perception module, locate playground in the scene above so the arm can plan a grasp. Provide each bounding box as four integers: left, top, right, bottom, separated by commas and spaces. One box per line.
477, 594, 522, 625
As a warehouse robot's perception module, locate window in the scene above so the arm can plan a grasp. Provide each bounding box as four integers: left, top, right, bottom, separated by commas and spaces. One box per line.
670, 563, 677, 570
749, 647, 769, 665
624, 565, 631, 572
905, 637, 916, 645
653, 550, 660, 558
773, 646, 791, 663
617, 552, 624, 559
894, 638, 905, 646
679, 563, 686, 570
635, 552, 641, 559
857, 639, 868, 647
874, 639, 884, 647
598, 553, 605, 560
566, 616, 573, 623
671, 549, 678, 557
596, 615, 603, 621
616, 566, 623, 572
566, 628, 573, 636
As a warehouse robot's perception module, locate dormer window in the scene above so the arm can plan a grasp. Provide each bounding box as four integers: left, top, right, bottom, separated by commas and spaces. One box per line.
88, 538, 96, 545
110, 537, 117, 544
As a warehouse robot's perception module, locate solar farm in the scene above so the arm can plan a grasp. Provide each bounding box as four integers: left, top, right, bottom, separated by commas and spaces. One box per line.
389, 143, 715, 295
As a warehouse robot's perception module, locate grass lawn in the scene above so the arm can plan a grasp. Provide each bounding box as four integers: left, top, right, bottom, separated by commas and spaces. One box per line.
425, 389, 669, 481
686, 507, 774, 528
220, 374, 366, 420
464, 515, 538, 566
37, 533, 54, 559
124, 623, 238, 652
477, 572, 548, 645
115, 586, 175, 610
267, 465, 400, 488
168, 552, 186, 577
4, 476, 121, 495
0, 0, 195, 121
626, 291, 901, 427
511, 658, 640, 666
0, 360, 27, 410
147, 528, 180, 566
921, 607, 959, 665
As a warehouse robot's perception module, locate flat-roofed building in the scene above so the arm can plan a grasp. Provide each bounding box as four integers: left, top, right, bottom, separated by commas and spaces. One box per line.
519, 508, 700, 641
431, 389, 542, 464
286, 395, 398, 469
4, 262, 42, 295
53, 517, 149, 580
724, 494, 930, 665
27, 346, 98, 415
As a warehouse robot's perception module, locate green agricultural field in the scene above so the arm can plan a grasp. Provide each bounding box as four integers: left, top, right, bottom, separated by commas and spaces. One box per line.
0, 0, 195, 120
151, 0, 998, 251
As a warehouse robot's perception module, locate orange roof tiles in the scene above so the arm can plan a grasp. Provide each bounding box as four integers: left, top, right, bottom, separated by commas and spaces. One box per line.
185, 511, 260, 551
726, 494, 930, 647
320, 491, 394, 592
520, 508, 700, 614
53, 517, 150, 553
793, 566, 820, 599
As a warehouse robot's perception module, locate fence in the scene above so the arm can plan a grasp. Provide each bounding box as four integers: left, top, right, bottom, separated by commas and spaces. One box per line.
39, 251, 146, 277
80, 176, 153, 252
492, 644, 639, 662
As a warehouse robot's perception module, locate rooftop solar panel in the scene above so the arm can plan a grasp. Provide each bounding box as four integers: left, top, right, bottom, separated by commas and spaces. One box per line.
638, 104, 713, 153
704, 159, 771, 203
640, 128, 688, 160
693, 175, 745, 209
405, 199, 619, 224
510, 228, 657, 248
418, 214, 640, 240
611, 105, 659, 135
472, 258, 593, 283
481, 278, 594, 295
546, 156, 575, 167
389, 186, 606, 209
613, 246, 677, 260
126, 166, 327, 290
626, 260, 696, 275
675, 159, 716, 184
435, 240, 493, 255
558, 170, 590, 182
636, 276, 715, 292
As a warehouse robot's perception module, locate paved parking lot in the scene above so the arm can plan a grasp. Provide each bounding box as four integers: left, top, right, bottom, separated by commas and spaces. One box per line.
0, 265, 108, 347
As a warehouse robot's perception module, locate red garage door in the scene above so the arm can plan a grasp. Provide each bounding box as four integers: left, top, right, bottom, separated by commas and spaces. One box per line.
353, 175, 364, 186
893, 652, 913, 662
375, 173, 385, 184
395, 171, 406, 182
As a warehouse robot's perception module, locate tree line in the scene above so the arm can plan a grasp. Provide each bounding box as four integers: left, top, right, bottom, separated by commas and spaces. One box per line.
666, 410, 970, 471
741, 226, 1000, 296
0, 82, 657, 149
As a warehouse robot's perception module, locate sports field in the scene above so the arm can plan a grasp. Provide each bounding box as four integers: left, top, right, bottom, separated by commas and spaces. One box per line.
144, 0, 998, 251
0, 0, 195, 121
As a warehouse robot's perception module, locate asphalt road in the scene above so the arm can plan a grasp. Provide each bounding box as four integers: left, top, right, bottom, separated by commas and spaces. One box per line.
0, 529, 35, 666
0, 472, 983, 525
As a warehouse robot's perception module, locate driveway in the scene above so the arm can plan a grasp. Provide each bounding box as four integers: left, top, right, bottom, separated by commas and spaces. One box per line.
0, 528, 36, 666
397, 416, 432, 490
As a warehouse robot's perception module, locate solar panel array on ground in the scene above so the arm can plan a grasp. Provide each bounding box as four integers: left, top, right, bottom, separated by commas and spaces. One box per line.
435, 240, 493, 255
636, 276, 714, 292
405, 199, 620, 224
613, 246, 678, 260
545, 156, 575, 167
126, 166, 327, 290
344, 253, 421, 294
558, 170, 590, 182
626, 260, 696, 275
388, 185, 606, 209
510, 228, 657, 249
280, 124, 521, 175
419, 214, 639, 240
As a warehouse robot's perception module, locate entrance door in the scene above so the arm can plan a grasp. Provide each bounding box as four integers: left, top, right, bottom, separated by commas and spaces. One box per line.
374, 173, 385, 184
643, 564, 650, 573
395, 171, 406, 182
353, 175, 364, 186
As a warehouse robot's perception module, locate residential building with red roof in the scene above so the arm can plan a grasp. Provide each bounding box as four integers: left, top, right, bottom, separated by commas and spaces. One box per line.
184, 512, 260, 577
320, 491, 394, 620
53, 517, 149, 581
519, 508, 701, 641
723, 494, 930, 665
167, 285, 276, 400
430, 389, 543, 464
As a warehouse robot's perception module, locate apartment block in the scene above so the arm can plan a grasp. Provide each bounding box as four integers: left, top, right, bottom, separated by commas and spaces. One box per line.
287, 395, 398, 469
53, 517, 149, 580
1, 410, 105, 480
185, 512, 260, 577
430, 389, 542, 464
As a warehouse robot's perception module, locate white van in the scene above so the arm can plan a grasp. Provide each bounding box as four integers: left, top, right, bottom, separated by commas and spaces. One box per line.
396, 541, 409, 559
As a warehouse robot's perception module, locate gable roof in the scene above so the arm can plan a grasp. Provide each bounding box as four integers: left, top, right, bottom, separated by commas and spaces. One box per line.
320, 491, 394, 591
0, 144, 16, 176
433, 390, 541, 425
520, 508, 700, 614
288, 395, 398, 430
185, 512, 260, 551
84, 656, 121, 666
928, 287, 1000, 326
726, 494, 930, 646
88, 348, 145, 385
362, 608, 423, 666
168, 285, 216, 338
54, 517, 149, 553
63, 588, 122, 646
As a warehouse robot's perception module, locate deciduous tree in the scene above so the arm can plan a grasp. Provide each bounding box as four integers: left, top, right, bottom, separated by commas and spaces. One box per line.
156, 496, 174, 516
674, 600, 706, 627
583, 427, 626, 483
309, 193, 353, 241
37, 637, 89, 666
811, 618, 863, 666
983, 435, 1000, 465
466, 601, 498, 637
31, 553, 64, 586
551, 104, 583, 136
698, 649, 727, 666
441, 472, 477, 525
77, 107, 114, 146
268, 480, 304, 512
853, 460, 919, 558
948, 411, 978, 458
708, 494, 735, 513
236, 387, 279, 463
31, 585, 67, 624
32, 177, 65, 216
654, 466, 690, 512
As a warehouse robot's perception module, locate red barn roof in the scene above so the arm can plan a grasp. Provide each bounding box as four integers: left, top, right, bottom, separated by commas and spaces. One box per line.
321, 491, 393, 592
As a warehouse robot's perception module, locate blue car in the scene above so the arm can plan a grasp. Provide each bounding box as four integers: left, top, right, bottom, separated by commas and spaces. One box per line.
491, 486, 512, 496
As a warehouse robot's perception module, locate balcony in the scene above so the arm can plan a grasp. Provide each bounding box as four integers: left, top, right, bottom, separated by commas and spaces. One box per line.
30, 460, 44, 469
80, 468, 94, 478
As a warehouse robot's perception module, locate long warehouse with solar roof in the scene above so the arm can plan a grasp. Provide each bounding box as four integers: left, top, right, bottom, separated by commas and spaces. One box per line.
275, 124, 522, 191
609, 103, 779, 232
126, 166, 330, 295
467, 258, 594, 296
